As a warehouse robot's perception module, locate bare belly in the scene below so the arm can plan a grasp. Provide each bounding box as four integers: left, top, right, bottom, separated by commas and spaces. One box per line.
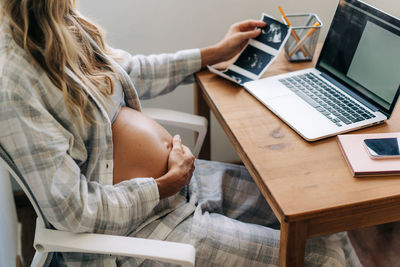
112, 107, 172, 184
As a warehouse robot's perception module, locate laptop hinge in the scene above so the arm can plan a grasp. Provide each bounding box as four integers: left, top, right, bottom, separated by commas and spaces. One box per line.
319, 72, 387, 116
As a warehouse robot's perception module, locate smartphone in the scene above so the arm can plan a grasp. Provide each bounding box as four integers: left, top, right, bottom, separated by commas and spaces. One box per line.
363, 137, 400, 159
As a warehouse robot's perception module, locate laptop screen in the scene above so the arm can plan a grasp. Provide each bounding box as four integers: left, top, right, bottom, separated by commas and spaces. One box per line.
316, 0, 400, 116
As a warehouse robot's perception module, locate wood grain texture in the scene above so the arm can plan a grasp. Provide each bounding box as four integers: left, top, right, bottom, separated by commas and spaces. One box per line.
280, 221, 308, 267
194, 82, 211, 160
195, 45, 400, 223
195, 44, 400, 266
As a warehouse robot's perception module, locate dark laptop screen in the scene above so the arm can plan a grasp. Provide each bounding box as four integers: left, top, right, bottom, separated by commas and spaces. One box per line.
316, 0, 400, 116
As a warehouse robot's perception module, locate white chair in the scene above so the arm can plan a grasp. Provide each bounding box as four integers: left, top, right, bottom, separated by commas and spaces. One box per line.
0, 164, 20, 267
0, 108, 207, 267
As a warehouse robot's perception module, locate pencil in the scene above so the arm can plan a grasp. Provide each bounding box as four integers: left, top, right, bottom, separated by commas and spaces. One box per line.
288, 22, 321, 57
278, 5, 308, 57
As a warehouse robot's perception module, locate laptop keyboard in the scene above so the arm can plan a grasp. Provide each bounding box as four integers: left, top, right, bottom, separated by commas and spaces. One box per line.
279, 73, 376, 127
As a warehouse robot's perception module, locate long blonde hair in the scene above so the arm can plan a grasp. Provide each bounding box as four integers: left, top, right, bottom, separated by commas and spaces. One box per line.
1, 0, 115, 124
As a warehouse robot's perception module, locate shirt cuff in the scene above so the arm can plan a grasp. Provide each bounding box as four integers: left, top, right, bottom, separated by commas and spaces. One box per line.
179, 48, 202, 72
177, 49, 202, 84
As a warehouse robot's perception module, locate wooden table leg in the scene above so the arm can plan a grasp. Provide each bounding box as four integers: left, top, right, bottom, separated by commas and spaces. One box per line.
279, 220, 308, 267
194, 82, 211, 160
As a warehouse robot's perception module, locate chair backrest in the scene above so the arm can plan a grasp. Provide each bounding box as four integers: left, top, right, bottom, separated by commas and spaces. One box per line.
0, 165, 19, 267
0, 144, 55, 266
0, 144, 49, 229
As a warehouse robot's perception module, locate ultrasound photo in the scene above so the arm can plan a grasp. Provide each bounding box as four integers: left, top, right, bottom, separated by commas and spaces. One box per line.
223, 69, 253, 84
233, 45, 274, 75
208, 13, 289, 85
255, 15, 289, 50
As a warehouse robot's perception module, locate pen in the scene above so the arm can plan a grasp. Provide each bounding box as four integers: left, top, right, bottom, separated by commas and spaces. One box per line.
288, 22, 321, 57
278, 5, 308, 57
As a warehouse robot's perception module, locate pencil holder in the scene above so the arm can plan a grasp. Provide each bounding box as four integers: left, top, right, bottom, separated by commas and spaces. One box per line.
282, 13, 323, 62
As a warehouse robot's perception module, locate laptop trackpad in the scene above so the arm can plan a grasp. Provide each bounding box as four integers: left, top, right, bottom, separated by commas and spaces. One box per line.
245, 79, 293, 100
265, 94, 336, 140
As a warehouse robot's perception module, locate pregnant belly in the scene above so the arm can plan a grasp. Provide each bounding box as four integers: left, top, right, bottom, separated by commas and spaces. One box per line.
112, 107, 172, 184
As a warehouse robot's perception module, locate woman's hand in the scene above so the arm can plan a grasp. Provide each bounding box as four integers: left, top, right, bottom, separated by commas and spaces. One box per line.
200, 20, 267, 67
156, 135, 195, 199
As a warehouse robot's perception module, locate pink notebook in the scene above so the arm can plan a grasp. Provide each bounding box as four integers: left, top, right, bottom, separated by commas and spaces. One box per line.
337, 133, 400, 177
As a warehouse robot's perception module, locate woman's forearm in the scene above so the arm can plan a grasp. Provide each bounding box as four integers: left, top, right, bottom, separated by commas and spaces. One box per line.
200, 45, 226, 68
155, 169, 182, 199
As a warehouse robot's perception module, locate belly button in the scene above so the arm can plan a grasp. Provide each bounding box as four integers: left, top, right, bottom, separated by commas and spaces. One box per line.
165, 141, 171, 150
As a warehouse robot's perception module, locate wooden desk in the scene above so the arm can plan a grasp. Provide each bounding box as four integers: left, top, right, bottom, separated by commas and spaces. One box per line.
194, 48, 400, 266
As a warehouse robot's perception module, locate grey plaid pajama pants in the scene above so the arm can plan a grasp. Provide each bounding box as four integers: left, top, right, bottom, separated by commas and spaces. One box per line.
125, 160, 362, 267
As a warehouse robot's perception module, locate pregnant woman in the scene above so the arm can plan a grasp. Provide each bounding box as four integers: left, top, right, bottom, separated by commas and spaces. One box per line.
0, 0, 361, 266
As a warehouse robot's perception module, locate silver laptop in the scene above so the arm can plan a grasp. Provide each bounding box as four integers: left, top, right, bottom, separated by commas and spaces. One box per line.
244, 0, 400, 141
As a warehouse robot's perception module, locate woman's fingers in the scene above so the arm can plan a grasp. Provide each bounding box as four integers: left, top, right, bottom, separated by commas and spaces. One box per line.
181, 145, 195, 184
235, 29, 263, 41
172, 135, 183, 152
235, 20, 267, 31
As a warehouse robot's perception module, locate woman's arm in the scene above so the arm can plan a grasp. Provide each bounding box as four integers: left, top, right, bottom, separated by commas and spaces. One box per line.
111, 20, 265, 101
111, 48, 202, 100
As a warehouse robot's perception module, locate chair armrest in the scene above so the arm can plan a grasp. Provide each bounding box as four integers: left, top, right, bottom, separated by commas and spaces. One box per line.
143, 108, 207, 158
34, 219, 195, 267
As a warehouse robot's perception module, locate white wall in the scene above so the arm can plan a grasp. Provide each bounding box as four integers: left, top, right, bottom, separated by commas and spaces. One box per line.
79, 0, 400, 162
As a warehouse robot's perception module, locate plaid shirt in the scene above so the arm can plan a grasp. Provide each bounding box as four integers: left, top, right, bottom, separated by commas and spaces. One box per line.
0, 20, 201, 265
